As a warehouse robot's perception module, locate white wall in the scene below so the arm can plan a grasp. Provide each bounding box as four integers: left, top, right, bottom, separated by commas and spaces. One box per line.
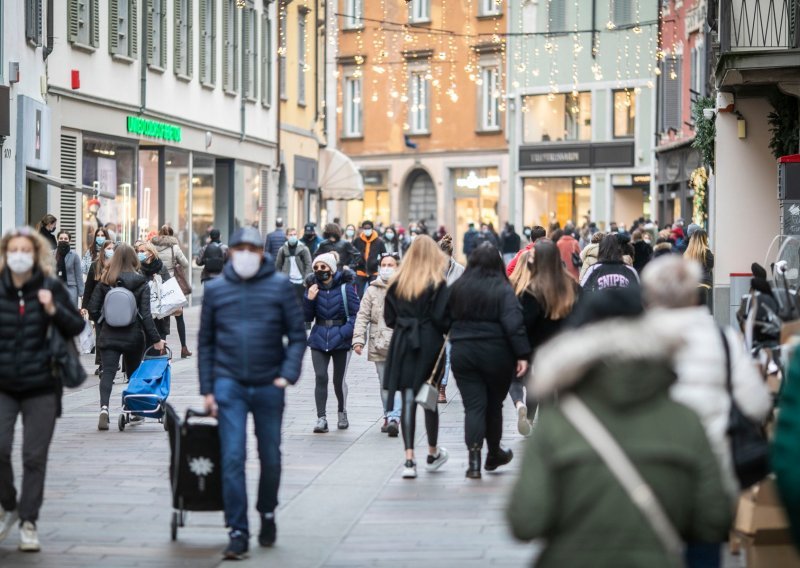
712, 96, 780, 286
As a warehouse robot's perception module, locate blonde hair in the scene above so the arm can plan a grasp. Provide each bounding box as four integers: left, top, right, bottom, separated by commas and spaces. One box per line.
685, 229, 709, 265
135, 240, 159, 259
0, 227, 54, 277
102, 243, 140, 285
391, 235, 446, 301
509, 250, 533, 296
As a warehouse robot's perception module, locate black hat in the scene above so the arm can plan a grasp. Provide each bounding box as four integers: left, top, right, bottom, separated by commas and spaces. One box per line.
304, 224, 315, 233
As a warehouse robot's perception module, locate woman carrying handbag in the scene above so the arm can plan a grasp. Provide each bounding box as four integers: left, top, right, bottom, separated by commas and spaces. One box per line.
151, 226, 192, 358
383, 236, 451, 480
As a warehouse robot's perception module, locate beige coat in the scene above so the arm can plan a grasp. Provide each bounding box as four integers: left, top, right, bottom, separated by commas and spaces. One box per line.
151, 235, 189, 278
579, 243, 599, 281
352, 277, 393, 362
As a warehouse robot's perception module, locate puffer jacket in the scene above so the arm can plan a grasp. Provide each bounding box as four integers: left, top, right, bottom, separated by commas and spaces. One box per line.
653, 307, 771, 499
352, 277, 392, 362
151, 235, 189, 278
315, 239, 365, 272
508, 318, 732, 567
579, 243, 599, 281
88, 272, 162, 349
304, 269, 360, 352
198, 260, 306, 395
0, 268, 84, 396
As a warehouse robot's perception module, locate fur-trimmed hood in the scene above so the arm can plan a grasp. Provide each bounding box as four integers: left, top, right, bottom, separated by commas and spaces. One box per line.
530, 315, 684, 399
151, 235, 179, 249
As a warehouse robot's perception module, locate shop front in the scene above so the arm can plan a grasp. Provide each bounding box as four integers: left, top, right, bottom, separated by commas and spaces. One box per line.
523, 176, 591, 229
655, 142, 701, 226
341, 169, 389, 227
612, 174, 652, 226
452, 168, 500, 262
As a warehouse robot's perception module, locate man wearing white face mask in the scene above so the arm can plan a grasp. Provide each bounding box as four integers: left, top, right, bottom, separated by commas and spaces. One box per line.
198, 227, 306, 560
353, 220, 387, 298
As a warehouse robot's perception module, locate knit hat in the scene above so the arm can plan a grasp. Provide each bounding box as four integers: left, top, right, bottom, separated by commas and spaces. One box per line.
686, 223, 701, 238
314, 252, 338, 274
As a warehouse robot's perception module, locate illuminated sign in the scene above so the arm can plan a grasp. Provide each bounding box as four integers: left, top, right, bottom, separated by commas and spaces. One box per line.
126, 116, 182, 142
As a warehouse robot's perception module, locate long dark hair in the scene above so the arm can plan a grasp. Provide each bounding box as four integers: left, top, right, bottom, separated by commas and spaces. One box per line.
449, 243, 510, 319
526, 239, 576, 320
598, 234, 623, 262
90, 227, 111, 262
56, 230, 71, 262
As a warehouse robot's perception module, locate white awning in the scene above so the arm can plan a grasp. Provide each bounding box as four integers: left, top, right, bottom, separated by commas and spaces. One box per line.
26, 169, 115, 199
318, 148, 364, 200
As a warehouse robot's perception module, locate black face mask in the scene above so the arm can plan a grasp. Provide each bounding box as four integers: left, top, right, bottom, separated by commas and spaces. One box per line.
57, 242, 70, 254
315, 270, 332, 281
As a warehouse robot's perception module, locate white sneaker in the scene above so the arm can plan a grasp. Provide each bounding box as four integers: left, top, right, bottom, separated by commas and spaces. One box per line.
426, 447, 449, 471
98, 407, 109, 431
401, 460, 417, 479
517, 405, 532, 437
0, 509, 18, 542
19, 521, 40, 552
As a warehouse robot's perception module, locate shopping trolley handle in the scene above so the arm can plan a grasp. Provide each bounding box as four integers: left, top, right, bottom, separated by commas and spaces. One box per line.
144, 345, 173, 360
185, 407, 215, 420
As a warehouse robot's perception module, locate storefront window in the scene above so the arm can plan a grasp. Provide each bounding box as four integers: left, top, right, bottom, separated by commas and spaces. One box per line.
522, 92, 592, 144
235, 163, 261, 231
359, 170, 390, 226
613, 90, 636, 138
523, 177, 590, 229
452, 168, 500, 263
82, 137, 137, 247
164, 149, 191, 261
192, 154, 216, 287
138, 149, 161, 240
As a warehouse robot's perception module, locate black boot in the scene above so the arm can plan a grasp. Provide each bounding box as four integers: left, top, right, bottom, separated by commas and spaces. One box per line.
485, 446, 513, 472
466, 445, 482, 479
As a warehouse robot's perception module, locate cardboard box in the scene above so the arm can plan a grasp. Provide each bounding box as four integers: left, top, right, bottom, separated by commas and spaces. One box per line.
735, 479, 790, 535
737, 529, 800, 568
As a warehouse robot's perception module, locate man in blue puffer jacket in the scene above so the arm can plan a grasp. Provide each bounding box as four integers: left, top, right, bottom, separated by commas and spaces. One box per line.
303, 251, 360, 434
198, 226, 306, 560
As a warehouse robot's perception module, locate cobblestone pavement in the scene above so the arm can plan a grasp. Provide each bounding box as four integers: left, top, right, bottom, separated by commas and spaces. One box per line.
0, 307, 538, 568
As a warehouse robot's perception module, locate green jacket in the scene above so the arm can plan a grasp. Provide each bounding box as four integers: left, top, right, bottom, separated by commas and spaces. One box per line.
773, 348, 800, 548
507, 318, 732, 567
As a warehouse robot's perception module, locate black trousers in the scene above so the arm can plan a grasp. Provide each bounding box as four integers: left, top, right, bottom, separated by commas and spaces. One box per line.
311, 349, 349, 418
99, 341, 144, 408
452, 338, 514, 453
174, 312, 187, 347
400, 389, 439, 452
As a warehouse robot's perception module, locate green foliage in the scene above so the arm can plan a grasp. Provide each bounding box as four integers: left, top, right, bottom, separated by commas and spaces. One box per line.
768, 92, 800, 160
691, 96, 716, 171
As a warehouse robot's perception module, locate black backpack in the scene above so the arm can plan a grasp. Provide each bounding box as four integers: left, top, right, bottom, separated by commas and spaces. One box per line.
204, 243, 224, 273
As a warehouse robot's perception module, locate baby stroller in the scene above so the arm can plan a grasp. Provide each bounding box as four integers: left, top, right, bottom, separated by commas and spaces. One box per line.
165, 404, 224, 540
119, 347, 172, 431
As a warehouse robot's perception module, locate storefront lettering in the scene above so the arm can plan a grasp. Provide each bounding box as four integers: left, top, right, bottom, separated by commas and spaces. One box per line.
456, 171, 501, 189
126, 116, 182, 143
529, 151, 581, 163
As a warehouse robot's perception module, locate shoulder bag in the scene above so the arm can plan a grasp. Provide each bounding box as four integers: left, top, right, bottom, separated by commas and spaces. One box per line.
172, 246, 192, 296
415, 334, 449, 412
719, 327, 771, 489
560, 394, 684, 566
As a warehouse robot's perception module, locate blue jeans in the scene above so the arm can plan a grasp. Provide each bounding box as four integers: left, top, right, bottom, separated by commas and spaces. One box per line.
375, 362, 401, 421
214, 378, 285, 536
441, 341, 452, 386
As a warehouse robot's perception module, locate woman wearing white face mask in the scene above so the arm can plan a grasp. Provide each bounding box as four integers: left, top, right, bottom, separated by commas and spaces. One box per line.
0, 227, 84, 552
136, 240, 172, 341
352, 252, 402, 436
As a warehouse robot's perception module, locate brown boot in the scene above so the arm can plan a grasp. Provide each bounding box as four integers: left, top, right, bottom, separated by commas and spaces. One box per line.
181, 346, 192, 358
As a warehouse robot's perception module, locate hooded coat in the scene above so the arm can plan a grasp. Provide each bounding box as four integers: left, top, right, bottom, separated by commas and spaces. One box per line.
88, 272, 162, 350
353, 232, 387, 277
198, 260, 306, 395
315, 239, 365, 272
352, 277, 392, 362
578, 243, 599, 281
507, 319, 732, 567
303, 269, 360, 352
151, 235, 190, 278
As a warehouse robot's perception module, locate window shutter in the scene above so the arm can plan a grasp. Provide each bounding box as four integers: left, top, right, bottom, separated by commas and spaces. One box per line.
242, 8, 250, 96
223, 2, 231, 90
261, 12, 271, 105
68, 0, 79, 43
130, 0, 138, 56
662, 57, 682, 130
91, 0, 100, 46
175, 0, 183, 73
187, 0, 194, 77
613, 0, 632, 25
109, 0, 119, 53
260, 169, 269, 234
147, 0, 155, 63
199, 0, 207, 81
60, 134, 80, 250
251, 13, 258, 99
549, 0, 566, 33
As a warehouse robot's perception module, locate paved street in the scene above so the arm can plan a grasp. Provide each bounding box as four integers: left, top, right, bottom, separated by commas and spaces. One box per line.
0, 307, 537, 567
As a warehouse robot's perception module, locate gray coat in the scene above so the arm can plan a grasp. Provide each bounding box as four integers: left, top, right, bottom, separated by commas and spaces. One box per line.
275, 241, 312, 283
57, 250, 84, 307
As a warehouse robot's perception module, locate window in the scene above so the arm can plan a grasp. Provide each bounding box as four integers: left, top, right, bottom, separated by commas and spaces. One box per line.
175, 0, 193, 77
611, 0, 634, 27
298, 9, 307, 106
690, 41, 705, 94
68, 0, 100, 48
613, 90, 636, 138
110, 0, 138, 58
408, 71, 430, 134
223, 0, 238, 93
147, 0, 167, 68
479, 0, 501, 16
279, 5, 287, 100
26, 0, 42, 46
478, 65, 501, 131
261, 11, 272, 106
524, 177, 591, 229
343, 0, 363, 29
408, 0, 431, 23
343, 73, 363, 137
659, 56, 682, 131
548, 0, 567, 33
200, 0, 216, 85
242, 7, 257, 100
522, 92, 592, 143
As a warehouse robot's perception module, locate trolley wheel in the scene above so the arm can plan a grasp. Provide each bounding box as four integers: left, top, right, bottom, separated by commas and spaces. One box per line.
170, 512, 178, 541
118, 414, 126, 432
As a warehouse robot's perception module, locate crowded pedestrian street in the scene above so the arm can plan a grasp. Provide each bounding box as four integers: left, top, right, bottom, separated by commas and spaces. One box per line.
0, 306, 536, 568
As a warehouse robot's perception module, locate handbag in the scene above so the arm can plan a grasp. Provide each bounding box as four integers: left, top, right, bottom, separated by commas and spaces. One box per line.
49, 323, 87, 389
172, 246, 192, 296
415, 335, 449, 412
719, 327, 771, 488
560, 394, 683, 566
158, 276, 190, 319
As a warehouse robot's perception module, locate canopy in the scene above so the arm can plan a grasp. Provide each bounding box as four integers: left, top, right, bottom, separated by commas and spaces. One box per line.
26, 169, 115, 199
318, 148, 364, 200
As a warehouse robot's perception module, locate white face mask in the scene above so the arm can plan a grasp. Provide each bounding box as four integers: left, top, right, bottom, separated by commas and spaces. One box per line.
384, 231, 394, 240
379, 267, 395, 281
6, 251, 35, 274
231, 250, 262, 280
364, 229, 373, 237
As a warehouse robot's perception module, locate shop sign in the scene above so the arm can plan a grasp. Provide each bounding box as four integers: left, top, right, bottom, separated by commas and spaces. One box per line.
362, 170, 385, 186
520, 141, 634, 170
612, 174, 651, 187
126, 116, 182, 142
455, 171, 501, 190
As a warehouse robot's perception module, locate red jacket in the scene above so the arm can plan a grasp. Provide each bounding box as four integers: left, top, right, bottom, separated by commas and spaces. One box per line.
557, 235, 581, 281
506, 242, 534, 276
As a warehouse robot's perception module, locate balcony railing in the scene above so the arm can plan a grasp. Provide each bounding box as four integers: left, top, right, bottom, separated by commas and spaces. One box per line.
719, 0, 799, 52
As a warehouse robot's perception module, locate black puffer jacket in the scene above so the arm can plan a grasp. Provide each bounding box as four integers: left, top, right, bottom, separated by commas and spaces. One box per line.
88, 272, 161, 349
0, 268, 84, 396
315, 239, 365, 272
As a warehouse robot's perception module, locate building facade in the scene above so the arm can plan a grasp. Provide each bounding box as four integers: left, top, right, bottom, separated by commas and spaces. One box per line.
507, 0, 659, 232
335, 0, 509, 261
